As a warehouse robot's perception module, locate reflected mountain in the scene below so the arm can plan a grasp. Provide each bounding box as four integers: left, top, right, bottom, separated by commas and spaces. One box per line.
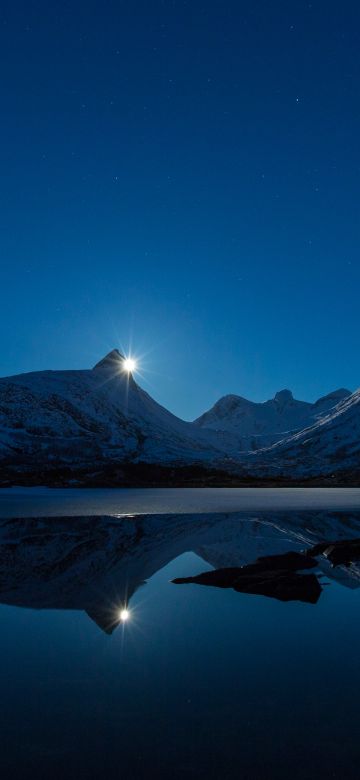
1, 510, 360, 631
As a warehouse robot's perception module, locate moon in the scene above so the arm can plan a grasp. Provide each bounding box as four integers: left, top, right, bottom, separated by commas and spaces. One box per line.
123, 358, 137, 373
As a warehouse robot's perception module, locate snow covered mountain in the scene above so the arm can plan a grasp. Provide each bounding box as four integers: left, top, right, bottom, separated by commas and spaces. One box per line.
0, 349, 225, 478
248, 389, 360, 479
194, 387, 351, 450
0, 349, 358, 483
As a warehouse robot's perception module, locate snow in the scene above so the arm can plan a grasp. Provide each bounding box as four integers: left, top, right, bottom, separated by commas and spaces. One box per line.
194, 387, 352, 450
0, 350, 224, 468
0, 349, 359, 480
250, 388, 360, 477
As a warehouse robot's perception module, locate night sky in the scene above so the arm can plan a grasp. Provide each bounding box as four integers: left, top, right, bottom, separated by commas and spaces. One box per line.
1, 1, 359, 419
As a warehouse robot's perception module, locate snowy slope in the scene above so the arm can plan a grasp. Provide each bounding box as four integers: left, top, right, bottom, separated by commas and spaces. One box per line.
247, 389, 360, 477
0, 350, 358, 482
0, 349, 224, 471
194, 388, 351, 450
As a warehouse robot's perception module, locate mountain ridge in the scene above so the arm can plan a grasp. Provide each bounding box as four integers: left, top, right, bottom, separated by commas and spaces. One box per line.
194, 386, 351, 451
0, 350, 358, 485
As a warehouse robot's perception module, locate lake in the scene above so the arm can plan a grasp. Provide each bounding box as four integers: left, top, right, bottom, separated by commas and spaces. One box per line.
1, 488, 360, 779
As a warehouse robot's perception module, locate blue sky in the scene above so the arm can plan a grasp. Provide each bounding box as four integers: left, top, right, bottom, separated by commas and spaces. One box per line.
1, 1, 359, 419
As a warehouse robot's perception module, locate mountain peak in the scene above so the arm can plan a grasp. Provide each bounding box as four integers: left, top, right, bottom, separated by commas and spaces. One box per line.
93, 349, 125, 371
274, 389, 293, 404
314, 388, 351, 406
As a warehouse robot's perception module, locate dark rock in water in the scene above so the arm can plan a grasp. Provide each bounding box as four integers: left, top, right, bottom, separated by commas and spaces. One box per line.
246, 551, 317, 572
172, 549, 321, 604
173, 566, 322, 604
234, 571, 321, 603
309, 538, 360, 567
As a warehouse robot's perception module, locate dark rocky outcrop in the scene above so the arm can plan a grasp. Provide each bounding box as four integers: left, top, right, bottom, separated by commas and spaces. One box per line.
173, 551, 321, 604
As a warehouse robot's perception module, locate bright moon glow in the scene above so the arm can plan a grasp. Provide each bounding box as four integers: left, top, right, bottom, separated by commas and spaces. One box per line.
123, 358, 136, 373
119, 608, 130, 622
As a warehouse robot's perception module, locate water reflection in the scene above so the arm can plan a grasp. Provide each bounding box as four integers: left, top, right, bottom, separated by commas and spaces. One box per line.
173, 550, 322, 603
1, 510, 360, 630
173, 537, 360, 603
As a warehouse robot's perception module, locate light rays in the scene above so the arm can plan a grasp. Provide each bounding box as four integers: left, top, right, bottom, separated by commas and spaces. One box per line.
122, 357, 137, 373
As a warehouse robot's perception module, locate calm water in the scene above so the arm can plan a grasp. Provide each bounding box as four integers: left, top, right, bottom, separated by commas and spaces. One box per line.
1, 489, 360, 779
